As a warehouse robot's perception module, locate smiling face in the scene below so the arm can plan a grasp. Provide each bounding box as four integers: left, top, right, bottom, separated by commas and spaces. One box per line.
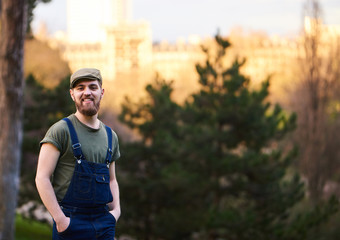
70, 79, 104, 116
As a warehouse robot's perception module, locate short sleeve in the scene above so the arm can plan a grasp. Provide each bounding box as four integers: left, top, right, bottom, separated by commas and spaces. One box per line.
40, 120, 69, 155
112, 130, 121, 161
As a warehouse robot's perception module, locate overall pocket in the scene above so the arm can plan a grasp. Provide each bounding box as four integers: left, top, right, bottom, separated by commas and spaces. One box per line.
94, 174, 113, 204
73, 172, 93, 200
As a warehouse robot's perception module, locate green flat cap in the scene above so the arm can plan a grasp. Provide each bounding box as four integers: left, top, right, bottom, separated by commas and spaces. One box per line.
70, 68, 102, 88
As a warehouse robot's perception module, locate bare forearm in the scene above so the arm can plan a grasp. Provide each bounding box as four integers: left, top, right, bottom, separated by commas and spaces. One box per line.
35, 143, 70, 232
35, 176, 65, 222
109, 180, 121, 219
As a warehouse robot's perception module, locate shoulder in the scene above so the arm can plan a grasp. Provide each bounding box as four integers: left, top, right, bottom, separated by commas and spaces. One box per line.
110, 127, 119, 142
65, 114, 78, 126
101, 122, 119, 142
48, 117, 70, 134
101, 123, 121, 161
40, 116, 72, 151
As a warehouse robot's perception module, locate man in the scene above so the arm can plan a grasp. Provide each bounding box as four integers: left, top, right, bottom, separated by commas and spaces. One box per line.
35, 68, 121, 240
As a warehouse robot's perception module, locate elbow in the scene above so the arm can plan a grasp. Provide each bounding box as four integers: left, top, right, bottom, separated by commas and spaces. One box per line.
35, 175, 41, 188
35, 174, 49, 188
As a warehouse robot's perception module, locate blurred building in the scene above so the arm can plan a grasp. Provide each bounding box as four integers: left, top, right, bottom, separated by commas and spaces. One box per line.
38, 1, 340, 107
66, 0, 132, 43
60, 0, 151, 82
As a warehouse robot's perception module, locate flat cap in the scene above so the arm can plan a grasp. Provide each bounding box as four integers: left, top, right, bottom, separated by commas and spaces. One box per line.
70, 68, 102, 88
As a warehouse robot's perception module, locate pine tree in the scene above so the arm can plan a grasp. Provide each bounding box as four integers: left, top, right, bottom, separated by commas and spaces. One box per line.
118, 76, 193, 239
118, 34, 338, 240
180, 34, 338, 240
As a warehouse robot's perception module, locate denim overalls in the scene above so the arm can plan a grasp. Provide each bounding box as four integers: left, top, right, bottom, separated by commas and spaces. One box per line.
52, 118, 116, 240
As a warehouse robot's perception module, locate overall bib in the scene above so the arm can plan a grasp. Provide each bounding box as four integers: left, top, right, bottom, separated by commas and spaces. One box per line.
52, 118, 116, 240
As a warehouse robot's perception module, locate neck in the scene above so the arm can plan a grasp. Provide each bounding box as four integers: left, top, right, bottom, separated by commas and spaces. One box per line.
75, 111, 100, 129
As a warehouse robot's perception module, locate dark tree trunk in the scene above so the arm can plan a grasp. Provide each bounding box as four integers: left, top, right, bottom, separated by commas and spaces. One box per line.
0, 0, 27, 239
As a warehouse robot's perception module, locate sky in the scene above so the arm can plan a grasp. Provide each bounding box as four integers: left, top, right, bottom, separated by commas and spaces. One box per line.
32, 0, 340, 42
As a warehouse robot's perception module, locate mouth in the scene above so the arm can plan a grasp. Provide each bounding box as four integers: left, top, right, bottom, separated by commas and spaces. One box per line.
82, 98, 94, 104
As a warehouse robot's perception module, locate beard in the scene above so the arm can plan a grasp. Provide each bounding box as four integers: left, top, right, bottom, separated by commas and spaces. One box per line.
75, 98, 101, 116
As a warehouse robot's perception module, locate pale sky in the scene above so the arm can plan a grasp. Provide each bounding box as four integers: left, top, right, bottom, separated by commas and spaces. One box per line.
32, 0, 340, 42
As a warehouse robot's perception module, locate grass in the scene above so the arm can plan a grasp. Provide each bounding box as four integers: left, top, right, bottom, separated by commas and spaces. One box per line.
15, 215, 52, 240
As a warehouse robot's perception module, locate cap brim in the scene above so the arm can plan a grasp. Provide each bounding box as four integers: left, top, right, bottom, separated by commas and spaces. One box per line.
70, 76, 99, 88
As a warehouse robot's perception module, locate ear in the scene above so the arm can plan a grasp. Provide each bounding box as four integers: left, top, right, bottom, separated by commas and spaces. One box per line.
70, 89, 75, 101
100, 88, 105, 99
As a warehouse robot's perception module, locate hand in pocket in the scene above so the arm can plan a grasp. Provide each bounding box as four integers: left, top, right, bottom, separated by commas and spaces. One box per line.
56, 216, 71, 233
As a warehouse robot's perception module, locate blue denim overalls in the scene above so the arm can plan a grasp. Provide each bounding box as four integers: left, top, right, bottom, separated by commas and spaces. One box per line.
52, 118, 116, 240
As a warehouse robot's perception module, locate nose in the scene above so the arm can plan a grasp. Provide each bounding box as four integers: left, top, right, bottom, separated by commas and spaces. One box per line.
84, 86, 91, 95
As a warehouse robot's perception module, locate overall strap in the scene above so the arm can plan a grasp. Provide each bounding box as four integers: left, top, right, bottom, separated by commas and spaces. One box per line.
63, 118, 84, 160
105, 125, 113, 165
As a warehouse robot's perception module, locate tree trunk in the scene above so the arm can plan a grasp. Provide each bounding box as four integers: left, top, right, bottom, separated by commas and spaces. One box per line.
0, 0, 27, 239
294, 0, 340, 203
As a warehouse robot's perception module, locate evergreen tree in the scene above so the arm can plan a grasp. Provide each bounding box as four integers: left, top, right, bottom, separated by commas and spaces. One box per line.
118, 35, 338, 240
179, 34, 338, 240
118, 77, 195, 239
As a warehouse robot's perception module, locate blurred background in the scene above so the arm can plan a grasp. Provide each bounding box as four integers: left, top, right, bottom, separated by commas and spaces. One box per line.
7, 0, 340, 239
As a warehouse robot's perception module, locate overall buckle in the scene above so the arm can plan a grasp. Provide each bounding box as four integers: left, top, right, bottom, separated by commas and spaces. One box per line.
72, 143, 81, 149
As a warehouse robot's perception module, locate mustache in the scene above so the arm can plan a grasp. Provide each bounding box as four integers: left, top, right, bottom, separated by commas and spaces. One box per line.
81, 97, 95, 101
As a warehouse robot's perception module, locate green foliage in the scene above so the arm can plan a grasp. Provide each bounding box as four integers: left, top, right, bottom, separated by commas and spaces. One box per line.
178, 35, 305, 240
24, 73, 74, 131
118, 77, 192, 239
118, 34, 338, 240
283, 196, 339, 240
306, 206, 340, 240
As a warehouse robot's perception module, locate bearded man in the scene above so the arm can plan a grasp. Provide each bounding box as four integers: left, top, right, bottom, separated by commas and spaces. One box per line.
35, 68, 121, 240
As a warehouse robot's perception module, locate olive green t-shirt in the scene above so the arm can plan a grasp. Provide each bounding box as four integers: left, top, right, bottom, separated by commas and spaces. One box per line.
40, 114, 120, 201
